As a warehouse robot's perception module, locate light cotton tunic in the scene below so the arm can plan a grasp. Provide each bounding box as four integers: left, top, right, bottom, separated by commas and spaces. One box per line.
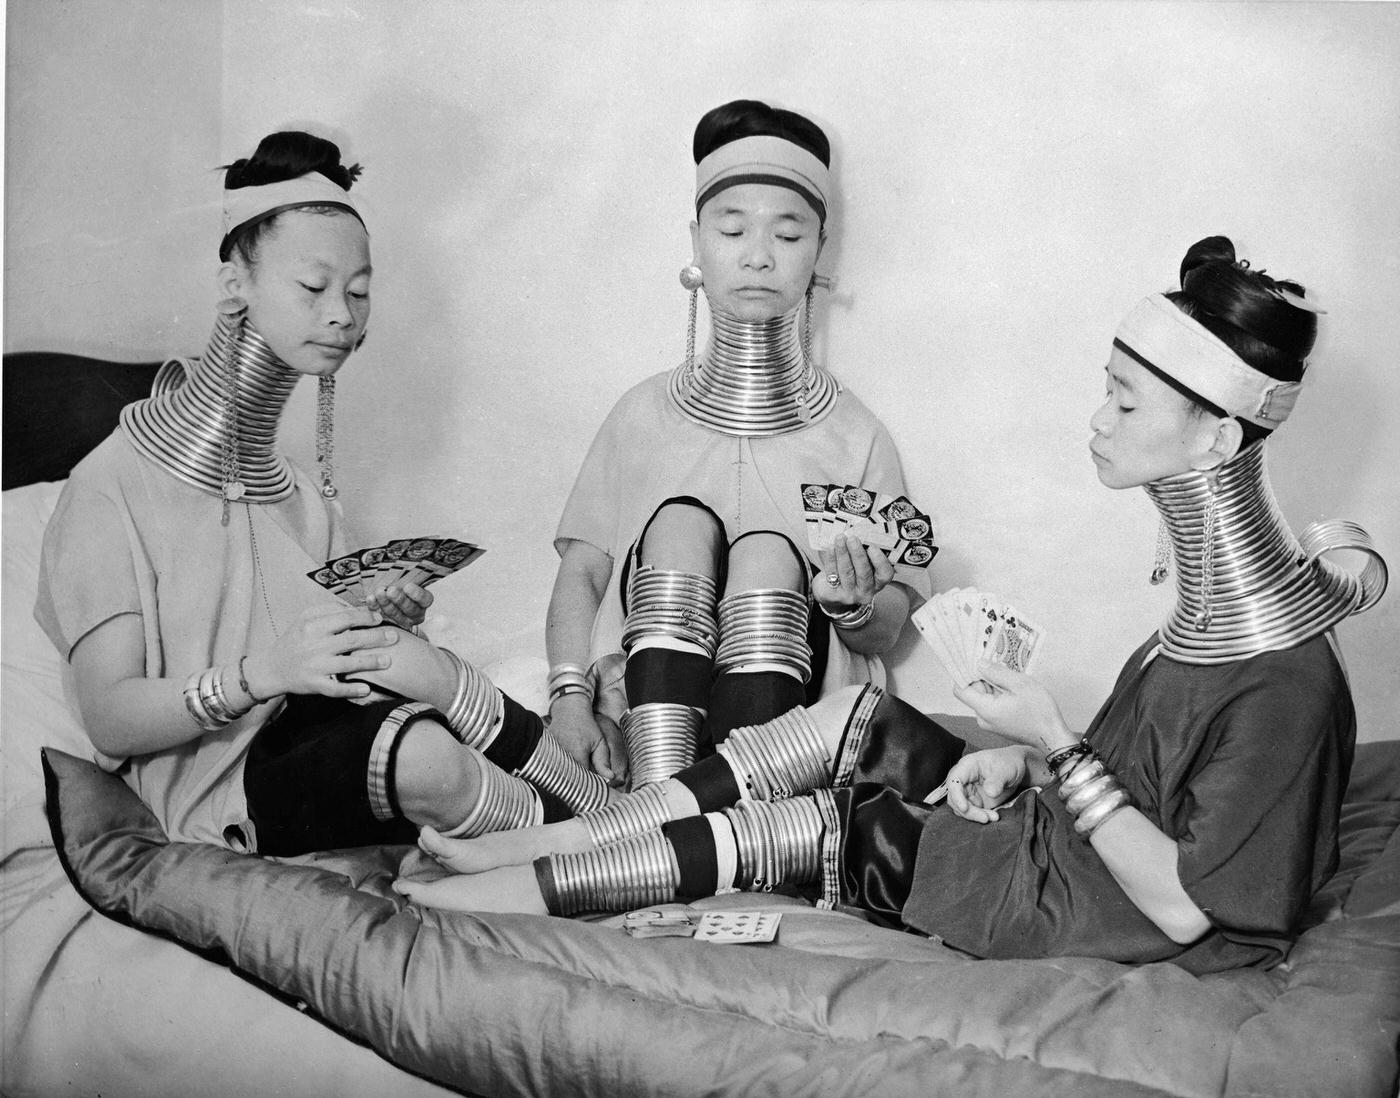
35, 430, 351, 846
556, 372, 930, 713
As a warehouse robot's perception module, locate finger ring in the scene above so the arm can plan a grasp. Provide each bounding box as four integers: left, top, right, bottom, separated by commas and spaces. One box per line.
826, 573, 841, 586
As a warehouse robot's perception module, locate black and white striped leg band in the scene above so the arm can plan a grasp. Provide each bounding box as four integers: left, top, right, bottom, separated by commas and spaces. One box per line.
367, 701, 436, 822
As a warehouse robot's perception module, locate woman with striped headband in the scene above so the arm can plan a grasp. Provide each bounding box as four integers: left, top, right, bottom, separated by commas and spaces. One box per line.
36, 131, 616, 856
540, 100, 926, 800
400, 236, 1386, 974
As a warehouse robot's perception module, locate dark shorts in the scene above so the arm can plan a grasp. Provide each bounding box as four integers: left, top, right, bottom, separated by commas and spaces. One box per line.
244, 694, 437, 856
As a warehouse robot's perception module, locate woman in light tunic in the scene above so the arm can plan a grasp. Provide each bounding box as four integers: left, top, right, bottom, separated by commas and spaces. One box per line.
546, 100, 926, 792
36, 131, 612, 854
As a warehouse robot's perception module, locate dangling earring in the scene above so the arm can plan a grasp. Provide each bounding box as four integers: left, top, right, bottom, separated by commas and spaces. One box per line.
1194, 469, 1219, 630
679, 265, 703, 386
797, 280, 816, 423
217, 296, 248, 527
1150, 518, 1171, 585
316, 375, 337, 500
799, 274, 836, 424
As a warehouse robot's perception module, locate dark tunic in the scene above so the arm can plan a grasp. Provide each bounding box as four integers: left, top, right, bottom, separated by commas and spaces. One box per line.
898, 634, 1354, 974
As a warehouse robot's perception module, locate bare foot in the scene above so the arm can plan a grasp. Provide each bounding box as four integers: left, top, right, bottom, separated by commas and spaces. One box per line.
417, 817, 591, 874
392, 864, 548, 914
396, 846, 450, 883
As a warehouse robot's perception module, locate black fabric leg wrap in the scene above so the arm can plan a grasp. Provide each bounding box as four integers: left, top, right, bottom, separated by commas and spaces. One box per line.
675, 753, 742, 813
661, 815, 719, 900
624, 646, 714, 709
833, 783, 935, 929
534, 857, 563, 916
479, 694, 544, 772
538, 787, 572, 824
835, 688, 967, 801
704, 670, 804, 746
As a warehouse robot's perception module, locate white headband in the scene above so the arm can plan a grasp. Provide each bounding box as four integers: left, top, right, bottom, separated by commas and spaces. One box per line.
221, 171, 364, 254
1114, 293, 1303, 429
695, 134, 830, 222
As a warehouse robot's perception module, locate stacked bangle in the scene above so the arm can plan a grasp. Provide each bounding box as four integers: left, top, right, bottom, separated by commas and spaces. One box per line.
1052, 747, 1134, 840
1045, 741, 1093, 772
183, 664, 254, 732
820, 600, 875, 630
548, 661, 594, 706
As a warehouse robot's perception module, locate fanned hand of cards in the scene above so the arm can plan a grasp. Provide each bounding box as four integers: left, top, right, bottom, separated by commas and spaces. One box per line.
307, 536, 484, 608
800, 483, 938, 570
912, 587, 1046, 687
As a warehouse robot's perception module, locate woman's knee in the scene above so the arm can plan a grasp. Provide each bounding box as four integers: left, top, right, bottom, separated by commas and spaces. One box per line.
638, 499, 724, 574
726, 530, 806, 593
393, 718, 481, 829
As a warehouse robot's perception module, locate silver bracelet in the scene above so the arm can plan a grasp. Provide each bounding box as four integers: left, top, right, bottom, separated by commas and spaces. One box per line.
820, 600, 875, 630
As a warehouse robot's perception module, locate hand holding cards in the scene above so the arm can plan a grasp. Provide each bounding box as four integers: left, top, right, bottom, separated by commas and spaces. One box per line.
912, 587, 1046, 688
307, 536, 484, 608
800, 483, 938, 570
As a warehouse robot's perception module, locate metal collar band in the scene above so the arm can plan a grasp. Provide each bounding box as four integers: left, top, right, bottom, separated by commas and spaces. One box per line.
694, 134, 830, 222
1116, 294, 1303, 429
121, 311, 299, 503
1146, 442, 1387, 664
667, 303, 839, 437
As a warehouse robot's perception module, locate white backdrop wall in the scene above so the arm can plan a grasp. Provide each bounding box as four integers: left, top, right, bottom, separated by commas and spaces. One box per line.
6, 0, 1398, 740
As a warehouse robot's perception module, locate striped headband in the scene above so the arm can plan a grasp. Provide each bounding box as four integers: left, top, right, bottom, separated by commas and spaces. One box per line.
1113, 293, 1303, 429
220, 171, 365, 259
695, 134, 830, 224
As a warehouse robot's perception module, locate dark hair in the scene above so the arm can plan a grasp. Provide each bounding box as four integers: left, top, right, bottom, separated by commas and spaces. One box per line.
1165, 235, 1318, 442
219, 131, 362, 263
692, 100, 831, 167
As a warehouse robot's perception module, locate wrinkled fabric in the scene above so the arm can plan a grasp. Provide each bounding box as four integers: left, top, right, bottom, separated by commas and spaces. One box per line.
903, 635, 1354, 973
43, 743, 1400, 1098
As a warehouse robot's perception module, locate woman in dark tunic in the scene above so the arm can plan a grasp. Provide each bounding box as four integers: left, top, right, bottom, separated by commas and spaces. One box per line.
396, 236, 1387, 973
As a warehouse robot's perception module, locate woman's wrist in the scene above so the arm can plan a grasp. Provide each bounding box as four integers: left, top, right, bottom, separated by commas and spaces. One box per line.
239, 654, 278, 706
547, 661, 595, 708
818, 598, 875, 630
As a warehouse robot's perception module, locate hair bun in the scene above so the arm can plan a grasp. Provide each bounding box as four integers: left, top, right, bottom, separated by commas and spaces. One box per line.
1169, 234, 1317, 384
1178, 234, 1237, 285
692, 100, 830, 168
222, 131, 359, 192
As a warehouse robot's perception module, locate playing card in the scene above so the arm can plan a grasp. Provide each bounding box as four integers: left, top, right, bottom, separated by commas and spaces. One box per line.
623, 910, 697, 939
693, 910, 782, 944
799, 484, 937, 567
309, 536, 485, 608
801, 483, 830, 551
986, 605, 1047, 674
914, 588, 1047, 687
327, 552, 368, 606
911, 600, 964, 685
975, 593, 1003, 667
